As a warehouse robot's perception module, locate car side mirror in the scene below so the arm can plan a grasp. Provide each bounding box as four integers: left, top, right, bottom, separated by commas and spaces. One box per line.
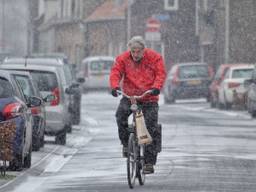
43, 94, 55, 103
65, 87, 75, 95
28, 96, 42, 107
244, 79, 253, 88
72, 82, 80, 88
77, 77, 85, 83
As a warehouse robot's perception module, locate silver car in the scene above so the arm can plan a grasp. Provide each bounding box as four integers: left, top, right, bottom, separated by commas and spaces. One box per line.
79, 56, 114, 90
0, 58, 75, 145
28, 55, 84, 126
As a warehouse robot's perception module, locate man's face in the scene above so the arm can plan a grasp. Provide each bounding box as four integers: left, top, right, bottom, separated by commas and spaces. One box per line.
130, 47, 144, 62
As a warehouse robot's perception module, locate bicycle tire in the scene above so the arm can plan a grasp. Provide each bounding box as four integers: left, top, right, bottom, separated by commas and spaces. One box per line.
137, 145, 146, 185
127, 133, 137, 189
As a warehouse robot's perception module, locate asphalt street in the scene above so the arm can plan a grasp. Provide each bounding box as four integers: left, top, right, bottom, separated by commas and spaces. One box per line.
1, 92, 256, 192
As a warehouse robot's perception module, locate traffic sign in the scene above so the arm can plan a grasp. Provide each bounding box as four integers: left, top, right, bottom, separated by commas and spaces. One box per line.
146, 17, 161, 32
145, 17, 161, 41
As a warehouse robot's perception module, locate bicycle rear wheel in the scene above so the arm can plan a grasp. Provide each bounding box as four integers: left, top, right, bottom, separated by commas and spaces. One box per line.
127, 133, 137, 189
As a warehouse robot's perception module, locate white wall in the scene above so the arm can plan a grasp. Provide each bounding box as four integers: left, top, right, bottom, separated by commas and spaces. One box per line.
44, 0, 58, 21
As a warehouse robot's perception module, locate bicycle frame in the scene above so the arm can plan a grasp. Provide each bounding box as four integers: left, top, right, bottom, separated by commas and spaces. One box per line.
116, 89, 152, 188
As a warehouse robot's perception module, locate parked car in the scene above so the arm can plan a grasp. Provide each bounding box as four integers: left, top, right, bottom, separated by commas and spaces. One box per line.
163, 62, 214, 103
209, 64, 236, 108
30, 55, 84, 125
10, 70, 46, 151
244, 66, 256, 117
0, 69, 41, 170
78, 56, 115, 91
218, 64, 254, 109
0, 59, 75, 145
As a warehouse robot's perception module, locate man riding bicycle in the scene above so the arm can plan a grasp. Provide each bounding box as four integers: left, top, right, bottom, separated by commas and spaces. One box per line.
109, 36, 166, 174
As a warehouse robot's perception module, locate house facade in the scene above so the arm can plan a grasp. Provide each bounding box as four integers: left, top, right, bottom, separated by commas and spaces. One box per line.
37, 0, 104, 65
130, 0, 200, 71
130, 0, 256, 71
0, 0, 31, 56
197, 0, 256, 70
36, 0, 256, 70
84, 0, 127, 57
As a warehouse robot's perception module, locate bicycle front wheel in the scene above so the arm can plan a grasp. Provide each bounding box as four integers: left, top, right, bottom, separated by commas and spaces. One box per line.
127, 133, 137, 189
137, 145, 146, 185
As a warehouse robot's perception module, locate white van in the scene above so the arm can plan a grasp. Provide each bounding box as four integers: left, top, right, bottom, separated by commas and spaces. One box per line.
79, 56, 115, 90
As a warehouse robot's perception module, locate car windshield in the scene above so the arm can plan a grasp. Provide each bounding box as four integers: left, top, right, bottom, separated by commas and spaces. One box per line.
30, 71, 58, 92
90, 60, 113, 72
232, 68, 253, 78
179, 65, 209, 79
13, 75, 35, 99
0, 77, 14, 98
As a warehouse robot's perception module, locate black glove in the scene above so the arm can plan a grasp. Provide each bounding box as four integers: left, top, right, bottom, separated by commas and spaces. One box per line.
151, 88, 160, 96
111, 87, 121, 97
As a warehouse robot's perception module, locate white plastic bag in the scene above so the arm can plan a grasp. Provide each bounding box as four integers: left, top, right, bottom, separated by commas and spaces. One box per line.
135, 111, 152, 145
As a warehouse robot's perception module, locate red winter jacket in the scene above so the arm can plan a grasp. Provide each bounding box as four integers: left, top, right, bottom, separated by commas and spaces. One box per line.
109, 48, 166, 102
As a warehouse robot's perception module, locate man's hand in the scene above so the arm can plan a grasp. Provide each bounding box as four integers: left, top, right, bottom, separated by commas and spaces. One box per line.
111, 87, 121, 97
151, 88, 160, 96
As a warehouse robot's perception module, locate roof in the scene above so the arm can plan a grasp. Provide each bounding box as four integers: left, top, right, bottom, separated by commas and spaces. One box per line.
173, 62, 208, 67
0, 63, 60, 73
82, 56, 115, 62
0, 69, 30, 80
228, 64, 254, 70
0, 69, 12, 79
86, 0, 128, 23
3, 57, 64, 66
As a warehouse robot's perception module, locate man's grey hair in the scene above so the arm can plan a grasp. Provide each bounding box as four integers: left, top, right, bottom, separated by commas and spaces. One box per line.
127, 36, 146, 49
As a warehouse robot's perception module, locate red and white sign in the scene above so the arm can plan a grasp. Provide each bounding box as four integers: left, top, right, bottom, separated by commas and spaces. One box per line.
146, 17, 161, 32
145, 17, 161, 41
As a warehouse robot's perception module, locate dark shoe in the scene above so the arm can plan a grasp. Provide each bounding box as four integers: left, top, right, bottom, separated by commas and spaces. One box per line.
143, 164, 154, 174
122, 146, 128, 158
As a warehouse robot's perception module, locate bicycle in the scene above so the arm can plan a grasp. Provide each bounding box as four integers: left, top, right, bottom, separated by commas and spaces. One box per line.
117, 89, 154, 189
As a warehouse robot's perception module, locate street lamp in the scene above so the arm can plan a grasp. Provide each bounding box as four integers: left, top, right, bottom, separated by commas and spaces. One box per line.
1, 0, 5, 52
127, 0, 134, 42
224, 0, 230, 63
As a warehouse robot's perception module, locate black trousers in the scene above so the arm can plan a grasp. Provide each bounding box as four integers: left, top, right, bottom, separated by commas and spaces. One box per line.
115, 97, 159, 165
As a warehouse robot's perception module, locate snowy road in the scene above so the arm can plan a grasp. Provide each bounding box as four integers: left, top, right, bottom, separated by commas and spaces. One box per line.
1, 92, 256, 192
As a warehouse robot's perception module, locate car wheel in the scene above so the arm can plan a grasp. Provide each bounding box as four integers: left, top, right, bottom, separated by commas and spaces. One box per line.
23, 145, 32, 168
55, 129, 67, 145
251, 112, 256, 118
166, 91, 176, 104
40, 132, 45, 148
164, 94, 170, 104
72, 107, 81, 125
9, 154, 23, 171
66, 122, 72, 133
210, 96, 216, 108
216, 97, 224, 109
32, 135, 41, 151
224, 93, 232, 110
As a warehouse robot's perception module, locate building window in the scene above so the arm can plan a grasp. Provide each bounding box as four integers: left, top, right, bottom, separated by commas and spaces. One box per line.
71, 0, 75, 17
164, 0, 179, 11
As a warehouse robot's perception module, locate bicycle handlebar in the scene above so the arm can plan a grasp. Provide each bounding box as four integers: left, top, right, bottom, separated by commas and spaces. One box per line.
116, 89, 153, 99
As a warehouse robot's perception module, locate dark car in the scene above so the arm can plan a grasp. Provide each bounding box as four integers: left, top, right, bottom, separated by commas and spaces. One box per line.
10, 71, 46, 151
0, 70, 41, 170
163, 62, 214, 103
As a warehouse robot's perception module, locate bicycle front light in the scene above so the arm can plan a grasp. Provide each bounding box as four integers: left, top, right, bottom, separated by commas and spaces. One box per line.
130, 104, 138, 111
